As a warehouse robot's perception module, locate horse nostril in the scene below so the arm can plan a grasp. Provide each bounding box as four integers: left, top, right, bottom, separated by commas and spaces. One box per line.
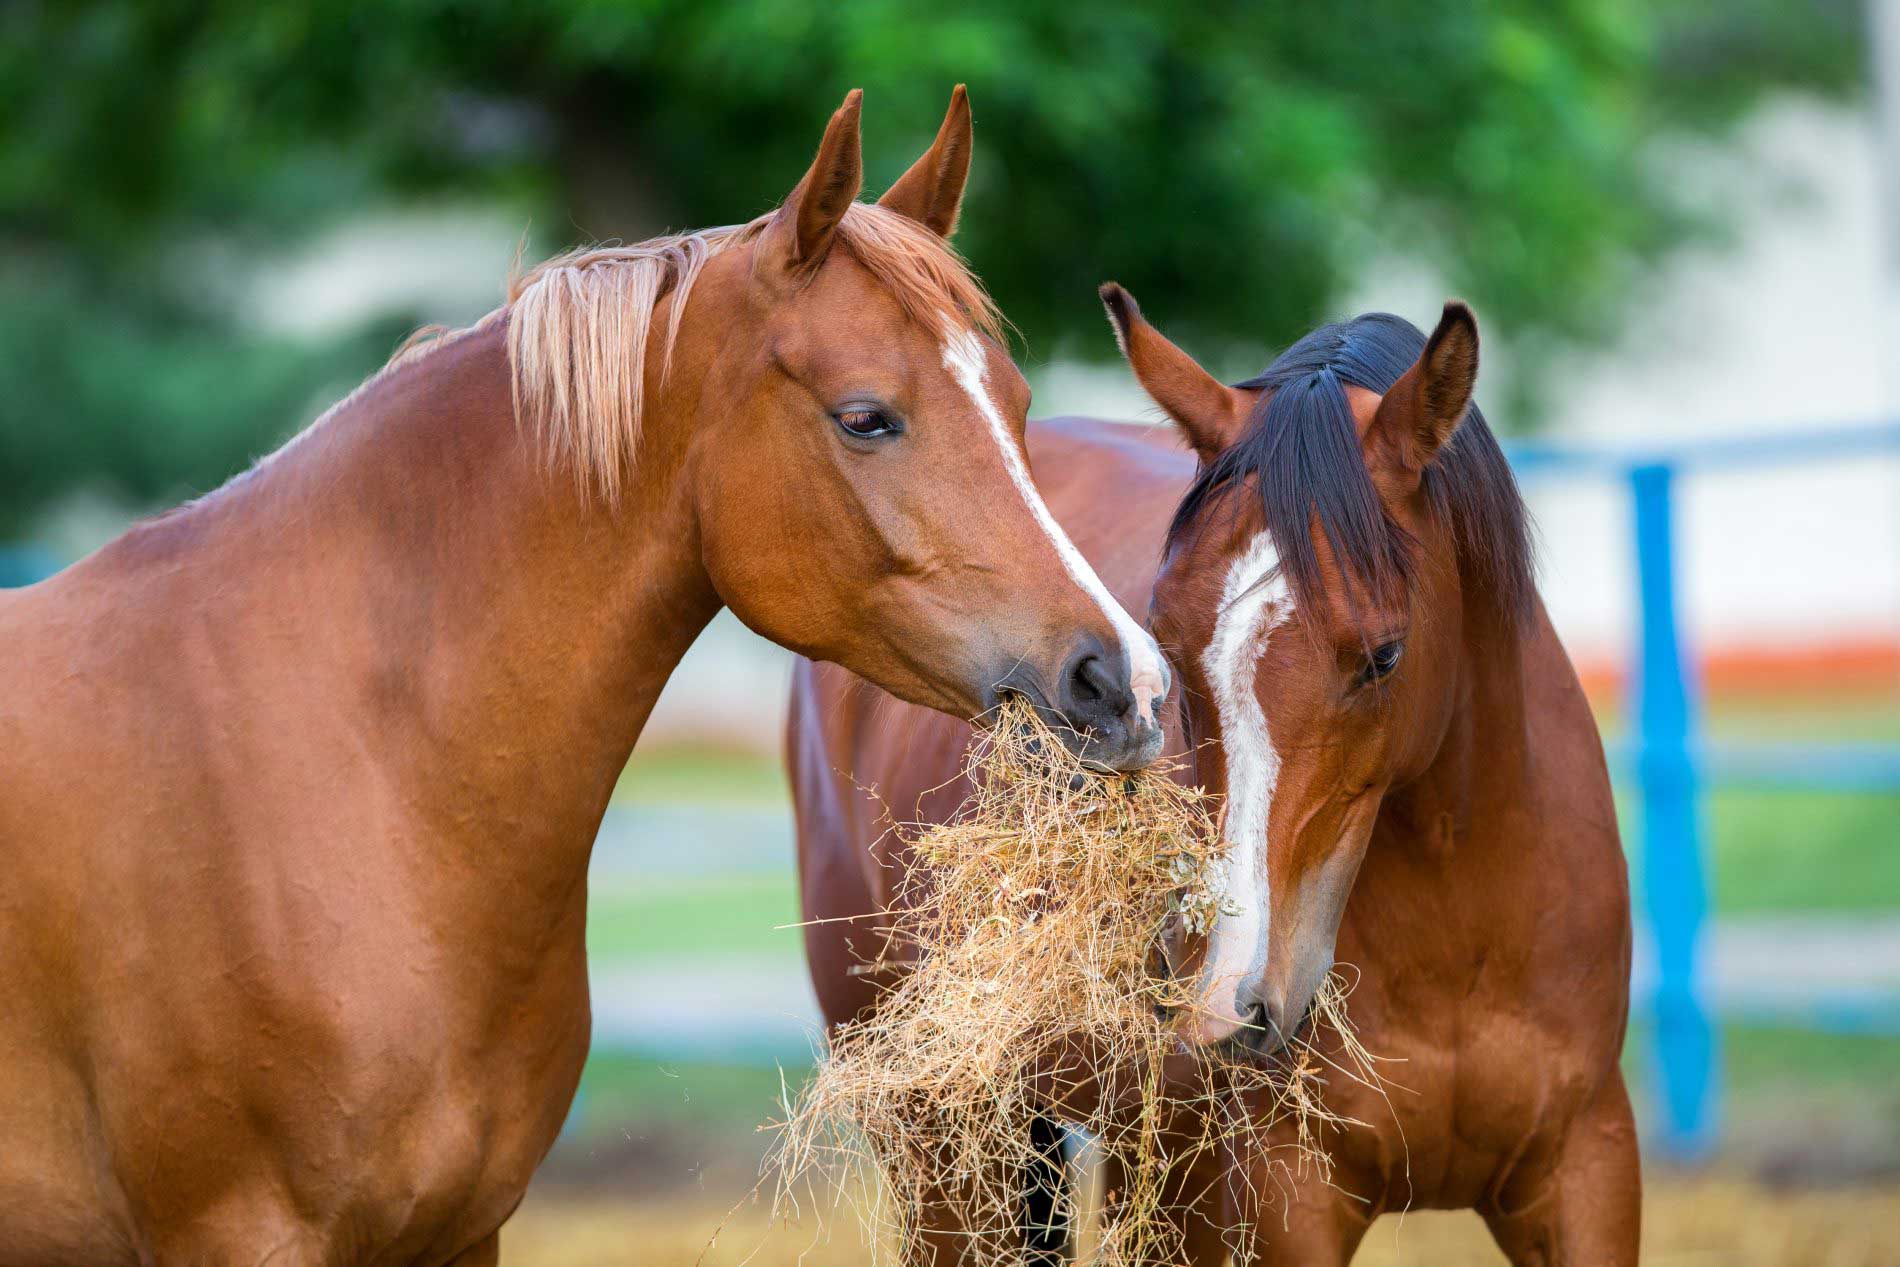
1058, 641, 1135, 724
1067, 652, 1115, 707
1235, 990, 1276, 1047
1044, 640, 1160, 771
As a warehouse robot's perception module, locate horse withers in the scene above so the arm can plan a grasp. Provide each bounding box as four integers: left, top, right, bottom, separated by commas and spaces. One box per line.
0, 90, 1165, 1265
791, 294, 1637, 1264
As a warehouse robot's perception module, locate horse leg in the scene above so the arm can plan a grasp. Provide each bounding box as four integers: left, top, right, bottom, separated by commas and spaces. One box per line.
1480, 1069, 1642, 1266
1231, 1159, 1372, 1267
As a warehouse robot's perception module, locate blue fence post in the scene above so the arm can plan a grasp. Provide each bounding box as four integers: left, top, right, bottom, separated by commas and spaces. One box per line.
1629, 461, 1718, 1159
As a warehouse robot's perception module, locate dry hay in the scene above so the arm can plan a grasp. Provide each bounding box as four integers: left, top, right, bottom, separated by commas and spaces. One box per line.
771, 700, 1388, 1265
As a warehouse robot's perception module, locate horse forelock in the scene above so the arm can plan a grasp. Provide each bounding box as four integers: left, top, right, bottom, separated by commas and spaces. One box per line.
1166, 312, 1536, 634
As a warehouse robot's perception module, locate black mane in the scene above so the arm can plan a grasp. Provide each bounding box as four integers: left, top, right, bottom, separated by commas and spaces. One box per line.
1166, 312, 1535, 631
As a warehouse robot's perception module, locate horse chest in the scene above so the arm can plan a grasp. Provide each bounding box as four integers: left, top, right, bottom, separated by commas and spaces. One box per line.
1323, 900, 1626, 1207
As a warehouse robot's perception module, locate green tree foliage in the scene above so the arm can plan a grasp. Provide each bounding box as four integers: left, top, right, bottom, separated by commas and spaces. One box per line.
0, 0, 1865, 532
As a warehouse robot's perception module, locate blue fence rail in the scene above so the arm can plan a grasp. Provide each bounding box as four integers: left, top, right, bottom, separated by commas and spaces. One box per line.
1506, 421, 1900, 1161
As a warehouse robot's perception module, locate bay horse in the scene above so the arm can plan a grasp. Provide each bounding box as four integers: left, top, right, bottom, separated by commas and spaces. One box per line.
791, 293, 1638, 1263
0, 90, 1167, 1265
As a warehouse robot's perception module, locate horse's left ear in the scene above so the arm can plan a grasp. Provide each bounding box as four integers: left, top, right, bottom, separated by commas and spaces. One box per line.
1370, 302, 1480, 477
760, 89, 865, 284
878, 85, 972, 237
1100, 282, 1250, 464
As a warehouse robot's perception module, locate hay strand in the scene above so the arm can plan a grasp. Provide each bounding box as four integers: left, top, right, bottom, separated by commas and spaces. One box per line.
772, 701, 1387, 1264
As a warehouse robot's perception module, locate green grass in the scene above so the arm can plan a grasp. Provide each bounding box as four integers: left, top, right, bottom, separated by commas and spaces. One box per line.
1715, 1024, 1900, 1092
1614, 788, 1900, 914
613, 745, 789, 807
1597, 688, 1900, 913
588, 873, 803, 964
1703, 790, 1900, 912
569, 1052, 806, 1140
1626, 1021, 1900, 1094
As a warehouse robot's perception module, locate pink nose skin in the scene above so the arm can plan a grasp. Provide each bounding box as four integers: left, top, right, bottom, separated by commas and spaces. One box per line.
1178, 1001, 1249, 1048
1129, 662, 1166, 728
1172, 958, 1253, 1047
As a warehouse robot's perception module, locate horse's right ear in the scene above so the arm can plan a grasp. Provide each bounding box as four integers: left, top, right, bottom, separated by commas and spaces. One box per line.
759, 90, 865, 285
1099, 283, 1248, 464
878, 85, 972, 237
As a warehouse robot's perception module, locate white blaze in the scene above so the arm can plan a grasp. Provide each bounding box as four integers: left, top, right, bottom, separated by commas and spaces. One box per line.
940, 329, 1168, 720
1197, 530, 1292, 1036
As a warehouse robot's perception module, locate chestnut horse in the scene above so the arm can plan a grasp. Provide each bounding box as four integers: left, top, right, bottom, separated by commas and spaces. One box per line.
0, 90, 1168, 1265
791, 294, 1638, 1263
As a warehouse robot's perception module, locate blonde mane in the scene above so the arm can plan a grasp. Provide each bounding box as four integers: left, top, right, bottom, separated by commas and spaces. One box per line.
496, 201, 1005, 502
187, 204, 1003, 516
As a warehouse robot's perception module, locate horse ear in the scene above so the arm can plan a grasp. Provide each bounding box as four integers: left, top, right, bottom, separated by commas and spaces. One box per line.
878, 85, 972, 237
1099, 283, 1248, 464
761, 90, 864, 283
1371, 302, 1479, 476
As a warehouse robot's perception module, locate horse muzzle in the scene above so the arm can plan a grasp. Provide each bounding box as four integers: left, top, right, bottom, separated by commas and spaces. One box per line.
990, 636, 1170, 772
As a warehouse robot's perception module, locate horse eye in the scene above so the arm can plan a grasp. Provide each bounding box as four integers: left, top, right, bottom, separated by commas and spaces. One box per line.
833, 407, 900, 439
1361, 640, 1405, 684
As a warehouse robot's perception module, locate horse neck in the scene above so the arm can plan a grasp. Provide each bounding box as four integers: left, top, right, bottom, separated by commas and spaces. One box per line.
175, 317, 721, 877
1388, 591, 1538, 848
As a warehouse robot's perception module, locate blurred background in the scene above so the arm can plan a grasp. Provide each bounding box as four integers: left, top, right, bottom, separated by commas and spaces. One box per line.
4, 2, 1897, 1262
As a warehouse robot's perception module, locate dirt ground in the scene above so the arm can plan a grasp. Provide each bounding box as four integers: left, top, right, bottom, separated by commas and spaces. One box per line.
504, 1175, 1900, 1266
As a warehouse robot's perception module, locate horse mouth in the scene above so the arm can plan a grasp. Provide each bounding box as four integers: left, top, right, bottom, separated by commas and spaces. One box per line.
1219, 996, 1319, 1067
986, 674, 1164, 775
985, 687, 1106, 778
